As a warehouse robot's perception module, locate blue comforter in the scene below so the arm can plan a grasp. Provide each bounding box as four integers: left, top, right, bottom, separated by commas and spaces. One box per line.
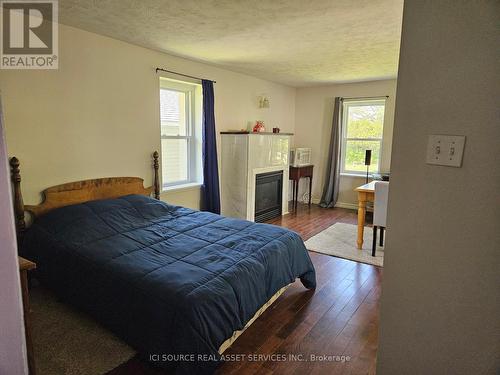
21, 195, 316, 374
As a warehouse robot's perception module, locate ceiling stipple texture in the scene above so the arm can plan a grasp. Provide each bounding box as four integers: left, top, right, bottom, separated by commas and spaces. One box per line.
59, 0, 403, 87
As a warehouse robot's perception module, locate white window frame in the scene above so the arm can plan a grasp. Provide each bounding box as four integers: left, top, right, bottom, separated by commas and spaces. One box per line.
340, 99, 386, 175
159, 78, 202, 190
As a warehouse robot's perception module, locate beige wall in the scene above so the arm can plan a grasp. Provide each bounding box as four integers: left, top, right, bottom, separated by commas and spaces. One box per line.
377, 1, 500, 374
0, 24, 296, 209
294, 80, 397, 207
0, 23, 397, 211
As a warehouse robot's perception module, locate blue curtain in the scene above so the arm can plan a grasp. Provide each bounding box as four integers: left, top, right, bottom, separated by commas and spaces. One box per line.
201, 80, 221, 214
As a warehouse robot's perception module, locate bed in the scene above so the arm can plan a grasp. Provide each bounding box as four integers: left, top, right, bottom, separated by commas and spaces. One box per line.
10, 152, 316, 375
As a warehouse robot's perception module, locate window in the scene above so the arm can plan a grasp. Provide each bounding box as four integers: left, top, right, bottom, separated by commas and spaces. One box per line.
341, 99, 386, 174
159, 78, 202, 189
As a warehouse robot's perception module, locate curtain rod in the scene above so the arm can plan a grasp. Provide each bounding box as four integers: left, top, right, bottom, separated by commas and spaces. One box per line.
155, 67, 216, 83
341, 95, 388, 101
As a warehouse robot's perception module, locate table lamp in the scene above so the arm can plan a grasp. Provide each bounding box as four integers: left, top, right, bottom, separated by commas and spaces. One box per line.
365, 150, 372, 184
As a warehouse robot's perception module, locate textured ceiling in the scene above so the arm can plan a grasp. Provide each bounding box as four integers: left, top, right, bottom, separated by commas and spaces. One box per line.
58, 0, 403, 87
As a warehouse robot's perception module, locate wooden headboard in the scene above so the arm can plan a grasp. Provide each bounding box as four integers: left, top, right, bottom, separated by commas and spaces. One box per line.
9, 151, 161, 235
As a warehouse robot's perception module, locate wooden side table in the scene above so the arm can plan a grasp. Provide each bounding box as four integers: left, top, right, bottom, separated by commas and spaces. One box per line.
19, 256, 36, 375
289, 165, 314, 212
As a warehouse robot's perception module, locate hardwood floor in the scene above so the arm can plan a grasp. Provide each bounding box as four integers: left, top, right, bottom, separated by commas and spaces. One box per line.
108, 204, 382, 375
267, 203, 362, 240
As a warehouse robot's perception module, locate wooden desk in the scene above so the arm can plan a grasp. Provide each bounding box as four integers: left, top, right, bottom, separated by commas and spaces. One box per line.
289, 165, 314, 211
355, 181, 376, 249
19, 256, 36, 375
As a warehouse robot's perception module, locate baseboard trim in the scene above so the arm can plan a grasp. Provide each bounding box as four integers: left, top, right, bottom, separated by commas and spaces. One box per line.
296, 198, 358, 211
334, 202, 358, 210
289, 198, 362, 211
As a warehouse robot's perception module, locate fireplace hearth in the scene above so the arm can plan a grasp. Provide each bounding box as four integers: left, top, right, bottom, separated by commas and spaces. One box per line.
254, 171, 283, 222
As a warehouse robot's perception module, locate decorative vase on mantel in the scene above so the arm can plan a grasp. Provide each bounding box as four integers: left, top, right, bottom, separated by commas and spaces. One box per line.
252, 121, 265, 133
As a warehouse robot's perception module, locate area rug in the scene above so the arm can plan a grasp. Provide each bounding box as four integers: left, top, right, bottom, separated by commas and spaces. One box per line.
305, 223, 384, 266
30, 286, 136, 375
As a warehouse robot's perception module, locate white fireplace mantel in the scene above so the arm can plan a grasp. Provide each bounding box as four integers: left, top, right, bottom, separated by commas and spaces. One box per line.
220, 133, 292, 221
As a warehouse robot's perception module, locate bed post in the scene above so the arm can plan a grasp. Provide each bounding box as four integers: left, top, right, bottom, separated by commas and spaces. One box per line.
9, 156, 25, 235
153, 151, 160, 200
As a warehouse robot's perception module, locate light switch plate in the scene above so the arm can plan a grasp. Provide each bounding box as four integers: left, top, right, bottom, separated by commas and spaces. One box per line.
426, 135, 466, 167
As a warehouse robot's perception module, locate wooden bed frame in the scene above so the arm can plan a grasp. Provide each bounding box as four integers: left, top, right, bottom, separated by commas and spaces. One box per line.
9, 151, 161, 236
9, 150, 293, 360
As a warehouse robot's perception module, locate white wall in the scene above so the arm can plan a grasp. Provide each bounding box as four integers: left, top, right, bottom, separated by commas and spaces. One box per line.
377, 1, 500, 374
0, 94, 28, 375
294, 80, 397, 207
0, 24, 296, 210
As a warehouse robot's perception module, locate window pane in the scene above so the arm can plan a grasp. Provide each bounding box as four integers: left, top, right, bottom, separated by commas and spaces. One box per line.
160, 89, 187, 136
346, 104, 384, 138
344, 140, 381, 172
162, 138, 188, 183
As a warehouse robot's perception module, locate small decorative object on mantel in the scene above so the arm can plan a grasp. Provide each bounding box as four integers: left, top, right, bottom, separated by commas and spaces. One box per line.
222, 130, 250, 134
272, 126, 280, 133
253, 120, 265, 133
